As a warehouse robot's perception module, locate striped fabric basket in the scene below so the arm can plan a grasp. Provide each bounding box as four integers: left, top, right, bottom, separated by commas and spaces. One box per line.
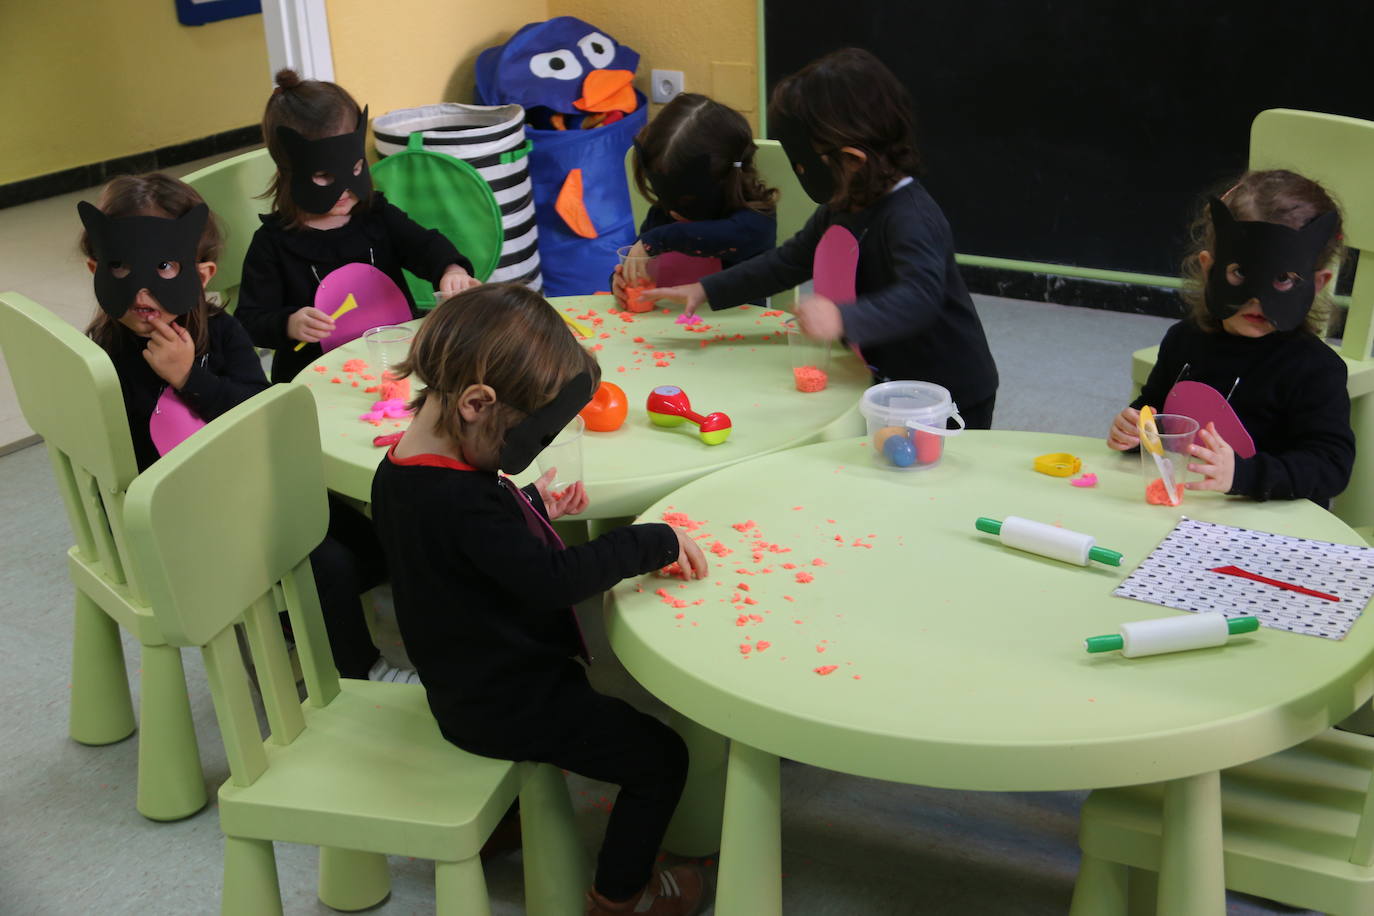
374, 103, 541, 290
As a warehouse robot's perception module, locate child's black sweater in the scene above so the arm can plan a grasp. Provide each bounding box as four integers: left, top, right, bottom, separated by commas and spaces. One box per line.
699, 179, 999, 408
370, 450, 678, 754
1133, 318, 1354, 504
236, 193, 471, 383
104, 312, 269, 472
637, 205, 776, 270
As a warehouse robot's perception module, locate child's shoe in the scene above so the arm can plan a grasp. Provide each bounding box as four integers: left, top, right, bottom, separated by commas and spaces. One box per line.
367, 657, 422, 686
585, 865, 704, 915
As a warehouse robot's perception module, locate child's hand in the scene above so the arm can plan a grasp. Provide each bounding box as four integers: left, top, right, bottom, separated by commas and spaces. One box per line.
1107, 407, 1141, 450
534, 468, 589, 519
144, 314, 195, 389
288, 306, 336, 344
440, 264, 481, 296
1186, 422, 1235, 493
621, 241, 650, 286
796, 294, 843, 341
673, 529, 710, 580
611, 264, 629, 306
641, 282, 707, 316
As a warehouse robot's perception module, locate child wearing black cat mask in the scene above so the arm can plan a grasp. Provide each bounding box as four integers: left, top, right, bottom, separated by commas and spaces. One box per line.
236, 69, 479, 384
1108, 170, 1354, 505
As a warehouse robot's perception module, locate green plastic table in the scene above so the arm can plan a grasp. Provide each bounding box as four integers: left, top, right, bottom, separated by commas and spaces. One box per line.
297, 295, 869, 517
604, 431, 1374, 916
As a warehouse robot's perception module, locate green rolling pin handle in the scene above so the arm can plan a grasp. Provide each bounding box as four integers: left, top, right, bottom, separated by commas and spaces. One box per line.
974, 517, 1123, 567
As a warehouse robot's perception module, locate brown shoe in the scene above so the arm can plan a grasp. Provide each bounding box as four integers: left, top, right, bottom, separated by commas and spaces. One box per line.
585, 865, 704, 915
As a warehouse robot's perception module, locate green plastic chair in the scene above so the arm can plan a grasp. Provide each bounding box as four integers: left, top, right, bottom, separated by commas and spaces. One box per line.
623, 138, 812, 307
122, 383, 587, 915
182, 148, 275, 312
0, 291, 206, 821
1129, 109, 1374, 529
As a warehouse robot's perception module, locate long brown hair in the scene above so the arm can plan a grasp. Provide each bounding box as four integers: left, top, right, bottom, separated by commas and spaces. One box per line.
396, 283, 600, 467
633, 93, 777, 216
769, 48, 923, 211
1181, 169, 1345, 337
260, 68, 370, 228
80, 173, 223, 356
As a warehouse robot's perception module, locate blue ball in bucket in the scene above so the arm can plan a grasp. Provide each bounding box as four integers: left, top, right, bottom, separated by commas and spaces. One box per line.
883, 434, 917, 467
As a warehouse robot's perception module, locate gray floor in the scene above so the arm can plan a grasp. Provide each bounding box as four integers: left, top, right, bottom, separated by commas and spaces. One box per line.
0, 295, 1314, 914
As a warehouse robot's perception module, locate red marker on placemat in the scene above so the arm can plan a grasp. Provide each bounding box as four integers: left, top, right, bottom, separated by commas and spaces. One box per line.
1210, 565, 1340, 602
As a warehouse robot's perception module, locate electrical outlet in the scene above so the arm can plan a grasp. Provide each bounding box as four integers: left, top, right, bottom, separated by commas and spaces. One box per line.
651, 70, 685, 103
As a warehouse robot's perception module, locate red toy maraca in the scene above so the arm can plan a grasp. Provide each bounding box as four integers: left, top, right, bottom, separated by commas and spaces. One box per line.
646, 385, 732, 445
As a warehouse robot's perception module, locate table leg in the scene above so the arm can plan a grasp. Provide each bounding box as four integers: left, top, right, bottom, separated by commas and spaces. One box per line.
1156, 770, 1224, 916
715, 740, 781, 916
663, 712, 727, 856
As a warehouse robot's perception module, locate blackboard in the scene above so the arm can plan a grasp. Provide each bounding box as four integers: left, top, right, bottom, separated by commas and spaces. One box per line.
765, 1, 1374, 277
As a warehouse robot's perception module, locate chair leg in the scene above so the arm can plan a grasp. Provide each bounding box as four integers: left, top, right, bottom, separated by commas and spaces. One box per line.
136, 642, 206, 821
222, 836, 282, 916
435, 856, 491, 916
1069, 852, 1129, 915
318, 847, 390, 911
663, 711, 727, 857
69, 591, 135, 746
520, 763, 588, 916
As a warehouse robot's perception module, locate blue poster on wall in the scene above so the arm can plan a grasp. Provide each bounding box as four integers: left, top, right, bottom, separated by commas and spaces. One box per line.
176, 0, 261, 27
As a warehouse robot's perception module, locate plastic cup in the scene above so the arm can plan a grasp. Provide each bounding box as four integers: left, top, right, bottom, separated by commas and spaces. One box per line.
617, 245, 660, 312
784, 318, 832, 392
536, 416, 585, 492
364, 325, 414, 379
1140, 413, 1200, 505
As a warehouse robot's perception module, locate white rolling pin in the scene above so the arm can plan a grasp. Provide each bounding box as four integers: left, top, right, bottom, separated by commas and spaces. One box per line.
975, 516, 1122, 567
1086, 613, 1260, 657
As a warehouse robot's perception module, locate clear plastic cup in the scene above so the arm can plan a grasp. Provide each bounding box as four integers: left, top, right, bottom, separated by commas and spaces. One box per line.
784, 317, 832, 392
364, 325, 414, 379
535, 416, 585, 492
617, 245, 660, 312
1140, 413, 1200, 505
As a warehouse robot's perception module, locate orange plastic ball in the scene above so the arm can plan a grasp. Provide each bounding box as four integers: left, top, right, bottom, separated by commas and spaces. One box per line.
580, 381, 629, 432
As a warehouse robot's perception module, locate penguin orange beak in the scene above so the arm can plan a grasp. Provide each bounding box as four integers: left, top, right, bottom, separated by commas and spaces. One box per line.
574, 69, 638, 113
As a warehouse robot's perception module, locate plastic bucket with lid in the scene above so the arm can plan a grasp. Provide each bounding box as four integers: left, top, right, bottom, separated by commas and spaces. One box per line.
858, 381, 965, 470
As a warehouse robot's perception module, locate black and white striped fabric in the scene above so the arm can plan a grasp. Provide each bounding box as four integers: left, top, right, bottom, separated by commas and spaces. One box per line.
374, 103, 541, 290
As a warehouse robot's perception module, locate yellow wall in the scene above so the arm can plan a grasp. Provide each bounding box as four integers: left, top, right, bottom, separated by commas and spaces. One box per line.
327, 0, 551, 119
549, 0, 760, 131
0, 2, 270, 185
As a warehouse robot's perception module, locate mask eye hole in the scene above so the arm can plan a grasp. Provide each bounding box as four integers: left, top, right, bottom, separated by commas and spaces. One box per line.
312, 171, 336, 187
530, 50, 583, 81
352, 159, 363, 177
156, 260, 181, 279
1272, 272, 1298, 292
109, 261, 131, 279
1225, 263, 1245, 286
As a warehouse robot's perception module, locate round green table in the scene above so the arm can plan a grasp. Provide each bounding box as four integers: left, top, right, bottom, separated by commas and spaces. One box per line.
604, 431, 1374, 916
296, 295, 869, 517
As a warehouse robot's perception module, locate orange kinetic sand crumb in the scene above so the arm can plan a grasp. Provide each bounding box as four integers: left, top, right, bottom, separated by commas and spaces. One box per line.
313, 365, 328, 373
662, 511, 706, 531
814, 665, 839, 676
732, 520, 757, 533
796, 572, 815, 584
330, 377, 343, 384
756, 641, 771, 651
1145, 478, 1185, 506
342, 358, 367, 373
739, 643, 753, 655
624, 285, 655, 313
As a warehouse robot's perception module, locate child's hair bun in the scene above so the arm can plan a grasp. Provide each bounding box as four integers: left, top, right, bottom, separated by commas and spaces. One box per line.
274, 68, 303, 92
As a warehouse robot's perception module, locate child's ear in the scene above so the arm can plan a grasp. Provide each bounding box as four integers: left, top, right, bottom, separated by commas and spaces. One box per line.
1198, 250, 1214, 275
838, 146, 868, 172
85, 258, 98, 275
1315, 268, 1335, 294
457, 384, 497, 423
197, 261, 217, 287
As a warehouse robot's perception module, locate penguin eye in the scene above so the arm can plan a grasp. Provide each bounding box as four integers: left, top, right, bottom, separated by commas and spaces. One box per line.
578, 32, 615, 69
530, 50, 583, 81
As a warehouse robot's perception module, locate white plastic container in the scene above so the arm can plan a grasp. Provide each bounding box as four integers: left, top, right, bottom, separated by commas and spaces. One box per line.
859, 381, 965, 470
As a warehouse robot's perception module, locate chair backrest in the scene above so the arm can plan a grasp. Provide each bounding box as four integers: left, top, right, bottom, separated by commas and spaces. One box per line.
0, 292, 144, 594
124, 383, 337, 786
182, 148, 275, 311
1251, 109, 1374, 361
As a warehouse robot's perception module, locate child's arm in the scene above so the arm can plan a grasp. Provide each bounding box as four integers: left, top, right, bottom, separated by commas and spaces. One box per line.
832, 205, 949, 346
639, 208, 777, 263
175, 313, 271, 420
686, 208, 825, 310
1225, 365, 1355, 502
1109, 322, 1189, 450
380, 200, 476, 302
456, 487, 683, 608
235, 230, 301, 351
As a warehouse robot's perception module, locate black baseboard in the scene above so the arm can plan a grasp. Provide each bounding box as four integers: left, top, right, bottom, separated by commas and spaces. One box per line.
962, 265, 1188, 320
0, 125, 262, 210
